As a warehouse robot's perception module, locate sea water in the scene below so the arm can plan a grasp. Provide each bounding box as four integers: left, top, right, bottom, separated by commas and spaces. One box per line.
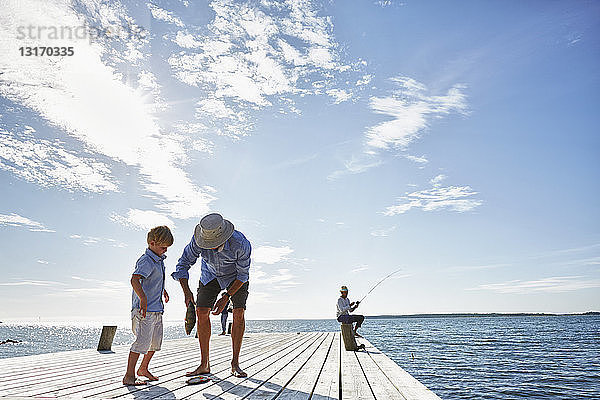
1, 315, 598, 399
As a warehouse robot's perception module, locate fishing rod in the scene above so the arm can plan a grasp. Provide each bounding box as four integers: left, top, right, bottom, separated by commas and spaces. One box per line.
358, 267, 403, 304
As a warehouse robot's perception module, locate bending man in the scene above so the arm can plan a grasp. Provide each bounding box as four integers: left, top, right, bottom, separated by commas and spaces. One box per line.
336, 285, 364, 338
172, 213, 251, 378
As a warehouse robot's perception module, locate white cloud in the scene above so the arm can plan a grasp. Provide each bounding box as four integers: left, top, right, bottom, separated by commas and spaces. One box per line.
0, 1, 215, 219
356, 74, 373, 86
110, 209, 174, 231
167, 0, 356, 137
69, 234, 126, 247
385, 185, 482, 215
0, 213, 54, 232
351, 266, 369, 273
37, 260, 50, 265
430, 174, 447, 187
252, 245, 294, 264
174, 31, 203, 48
147, 3, 185, 27
0, 128, 118, 193
405, 154, 429, 164
0, 280, 65, 286
370, 226, 396, 237
446, 263, 510, 272
366, 77, 467, 151
328, 155, 383, 181
252, 266, 298, 288
467, 276, 600, 294
326, 89, 353, 104
44, 276, 129, 297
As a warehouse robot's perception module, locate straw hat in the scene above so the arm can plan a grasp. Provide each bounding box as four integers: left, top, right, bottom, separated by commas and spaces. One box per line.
194, 213, 234, 249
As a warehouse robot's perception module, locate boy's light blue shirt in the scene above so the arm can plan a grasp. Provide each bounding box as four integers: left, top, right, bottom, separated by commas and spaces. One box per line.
131, 248, 166, 313
172, 230, 251, 289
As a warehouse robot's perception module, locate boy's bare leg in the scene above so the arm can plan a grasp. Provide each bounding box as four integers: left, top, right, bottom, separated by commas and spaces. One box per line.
231, 308, 247, 377
137, 351, 158, 381
186, 307, 211, 376
123, 351, 147, 386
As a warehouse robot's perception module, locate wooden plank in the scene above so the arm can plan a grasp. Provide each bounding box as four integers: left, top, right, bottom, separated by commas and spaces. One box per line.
0, 338, 216, 393
175, 332, 323, 400
242, 333, 331, 399
98, 332, 302, 399
1, 334, 273, 398
340, 338, 375, 400
108, 333, 319, 399
310, 332, 340, 400
193, 332, 326, 400
0, 338, 194, 380
360, 339, 441, 400
353, 341, 407, 400
0, 333, 443, 400
55, 333, 290, 398
276, 332, 335, 399
2, 336, 242, 397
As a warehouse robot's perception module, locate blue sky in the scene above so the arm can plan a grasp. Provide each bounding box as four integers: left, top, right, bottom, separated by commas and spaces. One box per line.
0, 0, 598, 323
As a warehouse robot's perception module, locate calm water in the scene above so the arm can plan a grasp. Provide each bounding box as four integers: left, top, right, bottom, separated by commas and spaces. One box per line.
1, 316, 599, 399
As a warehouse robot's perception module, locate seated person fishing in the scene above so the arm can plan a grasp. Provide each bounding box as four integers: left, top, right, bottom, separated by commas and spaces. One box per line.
336, 285, 365, 338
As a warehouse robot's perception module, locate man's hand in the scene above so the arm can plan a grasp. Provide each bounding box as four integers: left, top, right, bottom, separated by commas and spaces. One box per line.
212, 295, 228, 315
184, 289, 194, 307
139, 297, 148, 318
163, 289, 170, 303
355, 301, 360, 308
350, 301, 356, 306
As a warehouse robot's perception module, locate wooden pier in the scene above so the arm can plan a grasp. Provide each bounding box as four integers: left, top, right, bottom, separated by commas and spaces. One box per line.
0, 332, 441, 399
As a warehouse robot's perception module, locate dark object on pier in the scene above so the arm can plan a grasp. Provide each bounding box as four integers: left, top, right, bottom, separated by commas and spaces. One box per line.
227, 322, 232, 334
340, 323, 364, 351
97, 326, 117, 352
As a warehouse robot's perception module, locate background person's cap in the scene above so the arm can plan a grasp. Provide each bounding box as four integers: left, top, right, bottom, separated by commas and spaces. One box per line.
194, 213, 234, 249
340, 285, 348, 292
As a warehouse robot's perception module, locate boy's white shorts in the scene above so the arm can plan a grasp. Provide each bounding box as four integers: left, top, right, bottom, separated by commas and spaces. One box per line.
130, 310, 163, 354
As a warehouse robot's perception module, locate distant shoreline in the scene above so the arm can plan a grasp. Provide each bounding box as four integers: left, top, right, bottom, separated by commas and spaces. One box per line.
365, 311, 600, 319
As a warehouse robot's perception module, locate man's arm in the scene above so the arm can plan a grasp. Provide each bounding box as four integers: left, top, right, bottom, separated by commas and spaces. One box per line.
212, 279, 244, 315
178, 278, 194, 307
172, 236, 201, 306
234, 239, 251, 283
171, 236, 201, 282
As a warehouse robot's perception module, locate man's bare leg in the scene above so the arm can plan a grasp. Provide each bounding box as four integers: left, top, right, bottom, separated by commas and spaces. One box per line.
231, 308, 247, 377
186, 307, 212, 376
123, 351, 147, 385
137, 351, 158, 381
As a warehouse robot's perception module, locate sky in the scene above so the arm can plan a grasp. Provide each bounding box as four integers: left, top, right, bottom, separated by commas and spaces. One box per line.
0, 0, 599, 324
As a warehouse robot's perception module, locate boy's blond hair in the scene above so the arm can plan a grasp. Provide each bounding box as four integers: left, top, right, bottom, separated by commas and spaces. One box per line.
147, 226, 174, 246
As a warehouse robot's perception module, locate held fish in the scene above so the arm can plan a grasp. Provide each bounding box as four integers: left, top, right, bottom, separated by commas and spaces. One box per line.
185, 301, 196, 335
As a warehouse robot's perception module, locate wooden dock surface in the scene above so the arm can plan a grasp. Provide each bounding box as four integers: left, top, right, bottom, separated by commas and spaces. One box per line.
0, 332, 441, 399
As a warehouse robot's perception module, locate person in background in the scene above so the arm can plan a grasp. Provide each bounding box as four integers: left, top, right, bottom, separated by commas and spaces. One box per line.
336, 285, 365, 338
123, 226, 173, 386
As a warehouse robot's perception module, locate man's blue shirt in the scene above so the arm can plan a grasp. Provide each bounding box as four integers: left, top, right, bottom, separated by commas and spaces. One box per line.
172, 230, 251, 289
131, 248, 166, 313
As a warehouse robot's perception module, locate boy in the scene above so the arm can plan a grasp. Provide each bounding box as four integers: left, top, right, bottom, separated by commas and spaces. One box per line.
123, 226, 173, 386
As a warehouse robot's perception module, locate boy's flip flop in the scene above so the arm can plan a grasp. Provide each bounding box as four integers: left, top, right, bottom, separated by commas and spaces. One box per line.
186, 376, 211, 385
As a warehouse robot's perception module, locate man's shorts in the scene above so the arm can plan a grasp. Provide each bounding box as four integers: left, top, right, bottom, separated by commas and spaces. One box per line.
130, 310, 163, 354
196, 279, 249, 310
